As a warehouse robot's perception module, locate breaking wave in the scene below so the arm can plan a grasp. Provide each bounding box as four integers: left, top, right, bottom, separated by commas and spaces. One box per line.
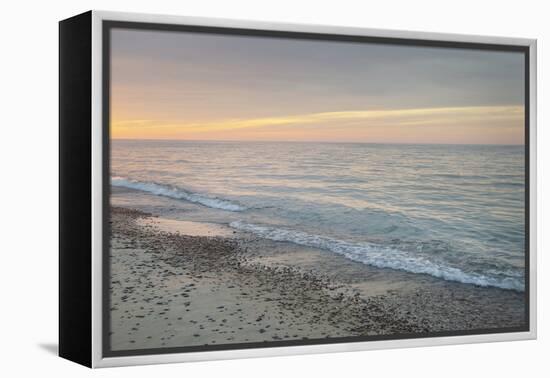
111, 177, 246, 212
229, 221, 524, 291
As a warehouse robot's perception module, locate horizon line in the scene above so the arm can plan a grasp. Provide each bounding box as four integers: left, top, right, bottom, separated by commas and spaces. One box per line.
110, 138, 524, 147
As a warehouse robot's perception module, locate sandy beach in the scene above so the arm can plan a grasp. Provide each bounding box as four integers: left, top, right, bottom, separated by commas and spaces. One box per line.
109, 205, 526, 351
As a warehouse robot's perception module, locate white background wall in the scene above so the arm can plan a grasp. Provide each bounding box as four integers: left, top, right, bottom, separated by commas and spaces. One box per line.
0, 0, 546, 376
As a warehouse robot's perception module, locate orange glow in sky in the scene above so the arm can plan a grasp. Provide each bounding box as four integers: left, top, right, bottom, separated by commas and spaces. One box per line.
111, 105, 524, 144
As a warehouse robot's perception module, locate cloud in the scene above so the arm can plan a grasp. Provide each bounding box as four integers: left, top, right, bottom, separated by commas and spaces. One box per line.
113, 105, 524, 135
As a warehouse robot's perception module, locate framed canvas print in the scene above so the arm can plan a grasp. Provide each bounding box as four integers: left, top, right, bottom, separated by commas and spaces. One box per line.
59, 10, 537, 368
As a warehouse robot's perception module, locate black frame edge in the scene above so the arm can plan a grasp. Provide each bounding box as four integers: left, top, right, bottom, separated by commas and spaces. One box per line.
59, 10, 93, 368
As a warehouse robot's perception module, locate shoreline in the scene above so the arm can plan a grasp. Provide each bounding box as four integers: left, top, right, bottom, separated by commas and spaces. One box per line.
109, 205, 526, 351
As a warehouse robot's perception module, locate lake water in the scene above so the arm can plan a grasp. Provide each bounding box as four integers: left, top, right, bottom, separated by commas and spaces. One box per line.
111, 140, 526, 291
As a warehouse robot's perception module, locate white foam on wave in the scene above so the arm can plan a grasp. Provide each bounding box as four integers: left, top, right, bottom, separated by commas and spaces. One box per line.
112, 177, 246, 212
230, 221, 524, 292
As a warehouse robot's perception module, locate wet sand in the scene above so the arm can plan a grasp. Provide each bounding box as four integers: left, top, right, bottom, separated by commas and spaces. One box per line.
109, 206, 526, 351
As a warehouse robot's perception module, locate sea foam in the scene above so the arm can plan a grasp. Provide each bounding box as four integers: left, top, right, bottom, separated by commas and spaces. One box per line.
112, 177, 246, 212
229, 221, 524, 292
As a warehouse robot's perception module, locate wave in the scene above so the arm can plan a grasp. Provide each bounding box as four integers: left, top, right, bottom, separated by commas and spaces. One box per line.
111, 177, 246, 212
229, 221, 524, 291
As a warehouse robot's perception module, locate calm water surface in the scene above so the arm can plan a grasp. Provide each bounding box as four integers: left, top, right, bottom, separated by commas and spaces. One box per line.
111, 140, 525, 291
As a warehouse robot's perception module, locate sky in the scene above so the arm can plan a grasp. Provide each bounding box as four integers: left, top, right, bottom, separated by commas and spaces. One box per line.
110, 28, 525, 144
